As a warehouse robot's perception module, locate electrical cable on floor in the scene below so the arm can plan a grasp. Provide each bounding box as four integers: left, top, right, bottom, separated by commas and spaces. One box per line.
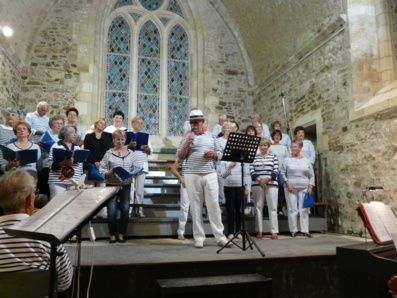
86, 221, 96, 298
70, 233, 80, 298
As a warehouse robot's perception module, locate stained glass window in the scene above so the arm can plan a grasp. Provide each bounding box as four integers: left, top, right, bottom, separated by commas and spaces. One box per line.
105, 16, 130, 126
139, 0, 162, 11
167, 24, 189, 135
138, 21, 160, 133
105, 0, 190, 136
167, 0, 184, 18
114, 0, 133, 10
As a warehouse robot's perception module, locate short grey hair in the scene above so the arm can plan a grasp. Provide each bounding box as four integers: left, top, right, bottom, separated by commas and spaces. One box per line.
251, 113, 261, 120
2, 107, 19, 116
37, 101, 49, 110
58, 124, 77, 140
219, 114, 227, 120
0, 170, 36, 212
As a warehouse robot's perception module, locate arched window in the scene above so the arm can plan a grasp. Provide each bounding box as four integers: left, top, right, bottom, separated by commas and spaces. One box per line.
105, 0, 189, 135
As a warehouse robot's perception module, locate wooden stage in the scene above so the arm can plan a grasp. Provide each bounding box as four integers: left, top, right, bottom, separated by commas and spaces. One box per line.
65, 233, 365, 297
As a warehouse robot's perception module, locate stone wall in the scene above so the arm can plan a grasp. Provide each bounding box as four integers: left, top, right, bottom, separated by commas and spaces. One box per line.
199, 2, 253, 130
254, 14, 397, 235
0, 51, 21, 118
19, 0, 96, 125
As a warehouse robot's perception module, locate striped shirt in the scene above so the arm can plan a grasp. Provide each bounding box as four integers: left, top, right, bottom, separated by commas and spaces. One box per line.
100, 149, 138, 185
0, 214, 73, 292
48, 142, 84, 185
177, 132, 222, 174
250, 154, 279, 187
280, 157, 315, 189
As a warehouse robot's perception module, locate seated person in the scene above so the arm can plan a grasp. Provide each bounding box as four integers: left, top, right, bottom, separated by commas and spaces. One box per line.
0, 170, 73, 294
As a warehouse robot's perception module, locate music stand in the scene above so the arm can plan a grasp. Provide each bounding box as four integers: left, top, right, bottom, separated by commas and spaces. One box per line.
216, 132, 265, 257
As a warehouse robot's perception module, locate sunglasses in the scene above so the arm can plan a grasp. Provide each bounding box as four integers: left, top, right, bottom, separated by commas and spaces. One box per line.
190, 121, 201, 124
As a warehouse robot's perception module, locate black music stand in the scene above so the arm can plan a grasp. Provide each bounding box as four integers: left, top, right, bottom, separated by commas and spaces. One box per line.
216, 132, 265, 257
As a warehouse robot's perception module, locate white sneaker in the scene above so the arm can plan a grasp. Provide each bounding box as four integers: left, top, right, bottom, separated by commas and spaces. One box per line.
194, 240, 204, 248
236, 234, 242, 239
217, 239, 233, 248
228, 234, 234, 239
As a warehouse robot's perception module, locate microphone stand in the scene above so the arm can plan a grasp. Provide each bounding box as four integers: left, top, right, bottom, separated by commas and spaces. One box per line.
280, 93, 292, 140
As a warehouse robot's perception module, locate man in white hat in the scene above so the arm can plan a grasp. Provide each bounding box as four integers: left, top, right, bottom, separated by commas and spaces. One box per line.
177, 110, 231, 248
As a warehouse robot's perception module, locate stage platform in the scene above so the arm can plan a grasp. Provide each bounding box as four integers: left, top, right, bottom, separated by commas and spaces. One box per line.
65, 233, 366, 297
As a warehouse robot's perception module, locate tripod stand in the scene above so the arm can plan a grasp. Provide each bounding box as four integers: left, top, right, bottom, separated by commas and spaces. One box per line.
217, 133, 265, 257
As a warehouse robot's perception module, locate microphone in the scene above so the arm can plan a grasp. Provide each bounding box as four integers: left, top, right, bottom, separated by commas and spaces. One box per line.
279, 93, 285, 97
190, 128, 195, 144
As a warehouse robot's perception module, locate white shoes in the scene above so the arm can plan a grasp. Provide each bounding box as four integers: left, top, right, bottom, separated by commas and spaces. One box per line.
194, 240, 204, 248
228, 234, 234, 239
217, 239, 233, 248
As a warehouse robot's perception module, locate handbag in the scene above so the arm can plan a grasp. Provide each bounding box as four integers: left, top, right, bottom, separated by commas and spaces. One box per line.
303, 191, 315, 208
87, 163, 104, 181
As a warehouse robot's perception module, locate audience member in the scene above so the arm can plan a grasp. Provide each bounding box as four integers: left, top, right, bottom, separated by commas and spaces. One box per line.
100, 130, 139, 243
0, 170, 73, 293
65, 107, 86, 146
281, 140, 315, 238
25, 101, 50, 142
250, 137, 279, 239
177, 110, 231, 248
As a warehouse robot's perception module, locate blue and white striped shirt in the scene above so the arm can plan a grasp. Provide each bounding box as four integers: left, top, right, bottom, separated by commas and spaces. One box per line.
250, 154, 279, 187
177, 132, 222, 174
0, 214, 73, 292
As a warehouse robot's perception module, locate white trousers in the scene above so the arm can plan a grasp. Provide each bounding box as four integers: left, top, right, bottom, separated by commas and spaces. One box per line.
184, 172, 226, 243
177, 186, 190, 235
217, 175, 225, 204
285, 187, 310, 233
252, 185, 279, 233
130, 172, 146, 215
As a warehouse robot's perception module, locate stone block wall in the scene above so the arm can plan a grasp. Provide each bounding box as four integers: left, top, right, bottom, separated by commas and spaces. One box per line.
0, 51, 21, 118
254, 24, 397, 235
19, 0, 96, 125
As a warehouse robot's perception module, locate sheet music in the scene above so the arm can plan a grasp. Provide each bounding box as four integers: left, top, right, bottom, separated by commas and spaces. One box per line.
5, 187, 118, 244
361, 202, 391, 243
372, 202, 397, 237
